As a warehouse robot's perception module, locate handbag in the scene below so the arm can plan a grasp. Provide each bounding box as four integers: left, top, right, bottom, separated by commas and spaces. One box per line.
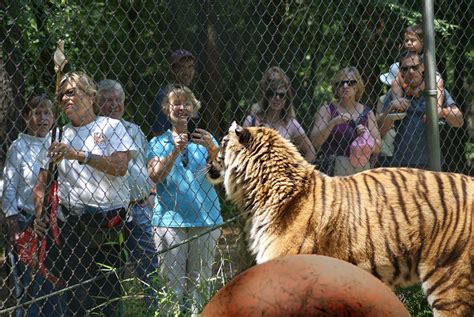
348, 106, 375, 168
349, 128, 375, 168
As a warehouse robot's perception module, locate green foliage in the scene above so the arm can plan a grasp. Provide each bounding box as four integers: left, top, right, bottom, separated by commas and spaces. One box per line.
3, 0, 470, 132
397, 286, 433, 317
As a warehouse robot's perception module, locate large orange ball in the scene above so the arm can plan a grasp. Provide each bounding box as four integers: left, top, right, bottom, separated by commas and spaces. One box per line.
202, 255, 409, 316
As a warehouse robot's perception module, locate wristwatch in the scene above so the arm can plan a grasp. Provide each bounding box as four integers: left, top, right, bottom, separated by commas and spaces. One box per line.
79, 151, 92, 165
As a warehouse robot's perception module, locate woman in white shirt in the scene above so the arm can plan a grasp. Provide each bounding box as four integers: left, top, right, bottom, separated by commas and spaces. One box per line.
33, 72, 134, 316
2, 94, 66, 316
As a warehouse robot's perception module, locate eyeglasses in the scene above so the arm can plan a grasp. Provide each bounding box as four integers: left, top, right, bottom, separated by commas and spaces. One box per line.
336, 80, 357, 87
266, 90, 286, 99
400, 64, 421, 73
61, 88, 78, 99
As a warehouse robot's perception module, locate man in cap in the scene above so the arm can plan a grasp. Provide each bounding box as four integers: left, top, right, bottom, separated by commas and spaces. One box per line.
152, 49, 197, 136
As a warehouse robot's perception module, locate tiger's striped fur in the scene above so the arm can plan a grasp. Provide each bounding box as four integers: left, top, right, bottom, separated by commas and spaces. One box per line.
207, 123, 474, 317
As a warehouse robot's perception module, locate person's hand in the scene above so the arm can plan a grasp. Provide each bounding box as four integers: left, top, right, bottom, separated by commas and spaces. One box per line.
191, 128, 214, 149
389, 98, 410, 113
147, 194, 155, 209
355, 124, 366, 136
438, 107, 450, 119
331, 113, 352, 126
33, 216, 49, 240
173, 133, 189, 153
6, 215, 20, 246
48, 141, 76, 163
421, 107, 450, 123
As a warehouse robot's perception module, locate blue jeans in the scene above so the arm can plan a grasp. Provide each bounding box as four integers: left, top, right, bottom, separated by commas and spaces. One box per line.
13, 214, 67, 317
125, 202, 160, 308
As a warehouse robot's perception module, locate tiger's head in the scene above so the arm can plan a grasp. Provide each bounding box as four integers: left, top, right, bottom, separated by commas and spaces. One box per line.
207, 122, 313, 206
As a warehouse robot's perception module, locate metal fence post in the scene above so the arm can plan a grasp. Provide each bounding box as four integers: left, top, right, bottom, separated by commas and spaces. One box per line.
423, 0, 442, 172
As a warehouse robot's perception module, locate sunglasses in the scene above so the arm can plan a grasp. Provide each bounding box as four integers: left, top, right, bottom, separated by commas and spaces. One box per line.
61, 88, 78, 99
266, 90, 286, 99
336, 80, 357, 87
400, 64, 421, 73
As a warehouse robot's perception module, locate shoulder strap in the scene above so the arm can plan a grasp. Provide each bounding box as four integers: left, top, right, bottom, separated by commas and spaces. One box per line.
251, 115, 257, 127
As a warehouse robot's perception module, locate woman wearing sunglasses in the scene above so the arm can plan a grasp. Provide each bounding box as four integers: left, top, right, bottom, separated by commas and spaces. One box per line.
32, 71, 135, 315
310, 66, 381, 176
242, 78, 315, 163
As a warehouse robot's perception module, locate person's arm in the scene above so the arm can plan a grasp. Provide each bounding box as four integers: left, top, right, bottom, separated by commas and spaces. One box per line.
436, 74, 444, 110
376, 93, 410, 137
2, 145, 21, 243
391, 72, 404, 100
78, 150, 130, 176
148, 133, 187, 183
442, 106, 464, 128
377, 107, 396, 138
32, 169, 49, 239
33, 169, 48, 218
49, 142, 130, 176
289, 118, 316, 163
294, 133, 316, 163
310, 105, 348, 149
148, 150, 180, 184
2, 145, 20, 218
440, 89, 463, 128
366, 110, 382, 155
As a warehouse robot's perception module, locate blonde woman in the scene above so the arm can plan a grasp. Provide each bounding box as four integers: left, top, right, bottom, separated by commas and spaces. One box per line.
243, 78, 316, 163
310, 67, 381, 176
148, 85, 222, 314
33, 71, 134, 315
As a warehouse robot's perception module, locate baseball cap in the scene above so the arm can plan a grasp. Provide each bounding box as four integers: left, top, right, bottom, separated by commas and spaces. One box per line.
170, 49, 194, 66
379, 63, 399, 86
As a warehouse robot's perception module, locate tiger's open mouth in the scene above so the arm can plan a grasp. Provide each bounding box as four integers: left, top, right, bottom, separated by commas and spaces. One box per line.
207, 164, 223, 181
206, 134, 229, 184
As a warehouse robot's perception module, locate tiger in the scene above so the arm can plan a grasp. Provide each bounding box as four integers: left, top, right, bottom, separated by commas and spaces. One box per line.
207, 122, 474, 317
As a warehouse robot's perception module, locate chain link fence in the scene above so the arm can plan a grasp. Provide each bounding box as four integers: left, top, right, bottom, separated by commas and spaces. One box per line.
0, 0, 472, 316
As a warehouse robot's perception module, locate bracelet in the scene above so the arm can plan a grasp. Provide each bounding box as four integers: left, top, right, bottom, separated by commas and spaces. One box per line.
79, 151, 92, 165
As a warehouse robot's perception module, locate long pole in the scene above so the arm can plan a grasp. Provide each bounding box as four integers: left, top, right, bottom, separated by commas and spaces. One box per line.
39, 40, 67, 221
422, 0, 441, 171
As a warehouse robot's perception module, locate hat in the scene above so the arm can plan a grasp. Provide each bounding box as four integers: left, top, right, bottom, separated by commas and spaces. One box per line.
170, 49, 194, 66
350, 128, 375, 168
379, 63, 399, 86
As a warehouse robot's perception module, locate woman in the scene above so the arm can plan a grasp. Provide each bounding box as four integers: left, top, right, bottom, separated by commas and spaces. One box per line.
2, 94, 66, 316
148, 85, 223, 315
310, 67, 381, 176
33, 71, 135, 316
243, 78, 316, 163
246, 66, 290, 117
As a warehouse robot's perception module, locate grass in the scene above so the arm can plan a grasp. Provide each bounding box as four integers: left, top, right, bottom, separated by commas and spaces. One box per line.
397, 286, 433, 317
118, 278, 434, 316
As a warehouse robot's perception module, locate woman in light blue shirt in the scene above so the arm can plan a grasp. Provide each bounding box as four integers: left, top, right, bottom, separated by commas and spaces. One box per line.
148, 85, 222, 314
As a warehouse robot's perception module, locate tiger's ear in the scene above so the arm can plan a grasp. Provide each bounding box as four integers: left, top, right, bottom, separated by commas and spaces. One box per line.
235, 126, 251, 145
230, 121, 251, 145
